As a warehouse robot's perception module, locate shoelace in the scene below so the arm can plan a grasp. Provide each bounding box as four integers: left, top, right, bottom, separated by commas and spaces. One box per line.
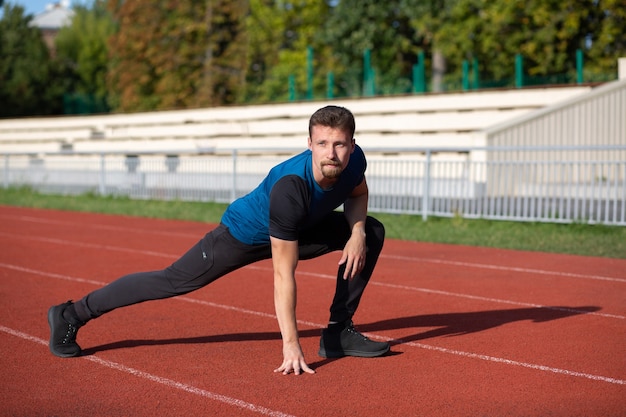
346, 325, 369, 340
62, 323, 78, 344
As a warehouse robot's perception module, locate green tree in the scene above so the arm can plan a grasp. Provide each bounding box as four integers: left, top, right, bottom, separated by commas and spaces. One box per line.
244, 0, 332, 103
399, 0, 458, 92
319, 0, 420, 97
0, 3, 63, 117
433, 0, 590, 86
106, 0, 247, 112
585, 0, 626, 80
55, 0, 115, 113
243, 0, 293, 103
412, 0, 625, 89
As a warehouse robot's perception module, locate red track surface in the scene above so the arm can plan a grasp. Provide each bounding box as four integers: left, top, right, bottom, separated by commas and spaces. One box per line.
1, 205, 624, 417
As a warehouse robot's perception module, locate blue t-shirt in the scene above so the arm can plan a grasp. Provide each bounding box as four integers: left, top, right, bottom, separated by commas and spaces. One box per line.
221, 145, 366, 245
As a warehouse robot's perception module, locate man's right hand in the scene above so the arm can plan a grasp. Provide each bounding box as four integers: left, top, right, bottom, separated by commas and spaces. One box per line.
274, 342, 315, 375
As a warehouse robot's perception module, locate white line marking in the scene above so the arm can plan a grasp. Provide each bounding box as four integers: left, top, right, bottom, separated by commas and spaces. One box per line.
0, 214, 196, 239
1, 264, 625, 386
251, 266, 626, 320
0, 263, 108, 286
368, 280, 626, 320
0, 232, 177, 258
2, 258, 625, 321
385, 335, 626, 386
0, 325, 297, 417
383, 254, 626, 283
2, 215, 625, 283
2, 228, 625, 294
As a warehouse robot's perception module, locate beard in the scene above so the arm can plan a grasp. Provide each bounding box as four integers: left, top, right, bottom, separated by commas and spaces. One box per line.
320, 161, 343, 179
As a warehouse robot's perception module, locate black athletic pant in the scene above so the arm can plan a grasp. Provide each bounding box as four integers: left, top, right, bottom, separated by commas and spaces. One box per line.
74, 213, 385, 326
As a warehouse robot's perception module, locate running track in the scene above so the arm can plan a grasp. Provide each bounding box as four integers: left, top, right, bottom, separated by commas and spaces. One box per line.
1, 205, 624, 417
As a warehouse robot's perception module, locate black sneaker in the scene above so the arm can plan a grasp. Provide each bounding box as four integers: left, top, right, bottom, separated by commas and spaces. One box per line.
48, 301, 82, 358
319, 321, 389, 358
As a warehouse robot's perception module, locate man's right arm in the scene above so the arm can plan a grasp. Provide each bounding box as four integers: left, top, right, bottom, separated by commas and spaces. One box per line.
271, 236, 315, 375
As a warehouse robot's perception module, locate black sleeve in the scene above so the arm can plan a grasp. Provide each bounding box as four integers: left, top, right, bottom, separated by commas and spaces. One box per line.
269, 175, 310, 241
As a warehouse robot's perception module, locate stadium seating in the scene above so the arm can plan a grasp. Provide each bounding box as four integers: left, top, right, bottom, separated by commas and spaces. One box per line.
0, 86, 591, 155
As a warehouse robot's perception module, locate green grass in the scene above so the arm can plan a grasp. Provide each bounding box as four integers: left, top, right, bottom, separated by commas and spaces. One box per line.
1, 186, 624, 259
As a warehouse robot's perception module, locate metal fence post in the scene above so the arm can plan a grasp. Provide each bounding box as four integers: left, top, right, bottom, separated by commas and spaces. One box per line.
3, 154, 9, 189
99, 153, 106, 195
422, 149, 432, 221
231, 149, 238, 202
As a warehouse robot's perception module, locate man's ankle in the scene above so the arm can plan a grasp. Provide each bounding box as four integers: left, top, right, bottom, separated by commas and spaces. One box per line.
62, 303, 84, 326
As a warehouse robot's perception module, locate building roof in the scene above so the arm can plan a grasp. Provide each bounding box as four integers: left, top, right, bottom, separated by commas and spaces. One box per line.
29, 2, 75, 30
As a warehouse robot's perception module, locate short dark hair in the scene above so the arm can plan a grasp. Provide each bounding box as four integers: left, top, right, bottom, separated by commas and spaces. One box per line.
308, 105, 355, 138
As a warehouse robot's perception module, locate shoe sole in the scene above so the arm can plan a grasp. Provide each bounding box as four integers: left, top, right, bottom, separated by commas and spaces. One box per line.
319, 345, 390, 358
47, 306, 81, 358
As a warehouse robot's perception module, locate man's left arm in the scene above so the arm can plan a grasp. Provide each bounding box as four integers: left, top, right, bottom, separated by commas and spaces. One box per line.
339, 177, 369, 279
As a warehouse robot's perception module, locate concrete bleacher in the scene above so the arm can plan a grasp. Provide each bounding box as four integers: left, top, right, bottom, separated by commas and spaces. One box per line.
0, 85, 592, 155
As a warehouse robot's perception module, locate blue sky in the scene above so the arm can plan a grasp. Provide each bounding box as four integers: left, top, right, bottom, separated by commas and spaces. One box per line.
11, 1, 64, 16
5, 0, 90, 17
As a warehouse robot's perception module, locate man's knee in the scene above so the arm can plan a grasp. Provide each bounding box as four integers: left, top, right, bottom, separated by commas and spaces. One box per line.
366, 216, 385, 242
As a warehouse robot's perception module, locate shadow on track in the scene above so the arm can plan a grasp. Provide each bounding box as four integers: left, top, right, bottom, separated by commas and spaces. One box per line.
81, 305, 600, 357
358, 305, 601, 346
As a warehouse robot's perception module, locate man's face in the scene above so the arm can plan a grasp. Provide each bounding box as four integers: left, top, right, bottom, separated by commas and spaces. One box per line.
308, 125, 355, 188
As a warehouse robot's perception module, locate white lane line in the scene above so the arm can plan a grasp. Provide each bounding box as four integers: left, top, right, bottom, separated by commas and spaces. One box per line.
1, 264, 625, 386
0, 232, 178, 258
0, 325, 297, 417
384, 254, 626, 284
0, 214, 197, 239
1, 217, 624, 284
250, 266, 626, 320
1, 230, 624, 287
2, 258, 624, 321
0, 263, 108, 286
385, 335, 626, 386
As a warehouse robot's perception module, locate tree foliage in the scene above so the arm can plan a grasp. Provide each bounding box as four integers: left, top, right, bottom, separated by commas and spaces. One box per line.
585, 0, 626, 79
319, 0, 420, 96
1, 0, 624, 116
409, 0, 624, 86
106, 0, 247, 112
244, 0, 331, 102
0, 3, 63, 117
54, 0, 115, 111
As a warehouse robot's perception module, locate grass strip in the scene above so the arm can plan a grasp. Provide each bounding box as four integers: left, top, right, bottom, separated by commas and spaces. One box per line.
1, 186, 624, 259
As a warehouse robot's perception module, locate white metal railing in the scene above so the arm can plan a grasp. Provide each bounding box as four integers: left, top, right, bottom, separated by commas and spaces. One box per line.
2, 146, 625, 225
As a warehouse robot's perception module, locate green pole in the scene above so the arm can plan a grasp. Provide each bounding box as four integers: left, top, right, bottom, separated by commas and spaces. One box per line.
413, 51, 425, 93
306, 46, 314, 100
515, 53, 524, 88
472, 58, 479, 89
576, 49, 584, 84
288, 75, 296, 101
327, 71, 334, 99
462, 60, 469, 91
363, 48, 373, 96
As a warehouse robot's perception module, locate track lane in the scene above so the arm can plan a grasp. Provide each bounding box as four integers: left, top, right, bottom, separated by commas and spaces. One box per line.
1, 205, 624, 416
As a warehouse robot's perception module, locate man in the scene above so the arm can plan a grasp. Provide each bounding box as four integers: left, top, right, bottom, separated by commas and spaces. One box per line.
48, 105, 389, 375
